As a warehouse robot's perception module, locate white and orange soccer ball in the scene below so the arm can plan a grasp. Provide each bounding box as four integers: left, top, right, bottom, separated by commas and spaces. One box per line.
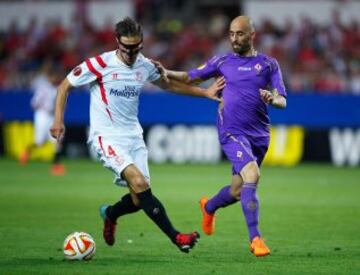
63, 232, 96, 261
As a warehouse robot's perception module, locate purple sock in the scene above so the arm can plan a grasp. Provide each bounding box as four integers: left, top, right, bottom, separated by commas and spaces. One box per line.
205, 185, 238, 214
240, 183, 260, 241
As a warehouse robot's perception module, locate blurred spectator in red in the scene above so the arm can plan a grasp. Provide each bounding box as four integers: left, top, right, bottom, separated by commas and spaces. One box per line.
0, 6, 359, 94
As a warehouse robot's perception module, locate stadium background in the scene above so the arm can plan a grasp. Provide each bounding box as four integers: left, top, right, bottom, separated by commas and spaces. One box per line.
0, 1, 360, 274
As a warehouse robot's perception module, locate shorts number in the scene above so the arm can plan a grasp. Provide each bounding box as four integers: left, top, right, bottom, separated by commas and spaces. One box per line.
108, 145, 116, 156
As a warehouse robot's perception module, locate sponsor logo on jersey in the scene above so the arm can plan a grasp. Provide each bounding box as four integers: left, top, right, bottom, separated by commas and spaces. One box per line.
109, 86, 140, 98
238, 66, 251, 71
73, 66, 82, 76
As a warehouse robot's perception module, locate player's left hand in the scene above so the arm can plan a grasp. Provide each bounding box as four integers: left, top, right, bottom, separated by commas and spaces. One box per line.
259, 89, 274, 104
151, 59, 169, 83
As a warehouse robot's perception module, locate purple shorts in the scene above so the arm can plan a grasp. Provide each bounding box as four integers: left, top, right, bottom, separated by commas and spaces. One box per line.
220, 134, 269, 175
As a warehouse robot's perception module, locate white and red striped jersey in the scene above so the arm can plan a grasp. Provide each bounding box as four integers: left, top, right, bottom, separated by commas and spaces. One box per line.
67, 50, 160, 139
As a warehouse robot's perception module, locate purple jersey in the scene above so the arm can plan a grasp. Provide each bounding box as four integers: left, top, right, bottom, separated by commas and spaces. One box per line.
188, 52, 286, 138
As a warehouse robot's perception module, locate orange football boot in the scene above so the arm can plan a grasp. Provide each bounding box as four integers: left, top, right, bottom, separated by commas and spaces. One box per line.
250, 236, 271, 257
199, 197, 216, 235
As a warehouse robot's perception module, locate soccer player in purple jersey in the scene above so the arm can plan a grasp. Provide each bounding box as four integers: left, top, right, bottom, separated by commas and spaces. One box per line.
156, 15, 287, 257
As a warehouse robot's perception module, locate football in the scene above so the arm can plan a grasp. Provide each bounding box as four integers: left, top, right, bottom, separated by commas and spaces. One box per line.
63, 232, 96, 261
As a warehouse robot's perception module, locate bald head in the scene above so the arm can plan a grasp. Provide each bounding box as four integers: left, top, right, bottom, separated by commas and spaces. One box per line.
229, 15, 256, 56
230, 16, 255, 33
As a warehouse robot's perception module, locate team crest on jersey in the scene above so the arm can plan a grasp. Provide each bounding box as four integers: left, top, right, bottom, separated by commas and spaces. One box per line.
73, 66, 82, 76
112, 73, 118, 80
135, 71, 143, 81
254, 63, 262, 73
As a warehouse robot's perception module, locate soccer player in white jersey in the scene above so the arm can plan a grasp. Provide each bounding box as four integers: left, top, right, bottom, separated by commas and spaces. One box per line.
20, 62, 65, 176
50, 17, 225, 253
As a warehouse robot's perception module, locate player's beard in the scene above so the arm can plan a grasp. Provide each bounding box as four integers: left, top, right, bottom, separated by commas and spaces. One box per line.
232, 42, 251, 55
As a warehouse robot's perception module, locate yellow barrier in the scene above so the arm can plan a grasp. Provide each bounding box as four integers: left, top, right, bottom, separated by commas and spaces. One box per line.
4, 121, 55, 161
263, 125, 304, 167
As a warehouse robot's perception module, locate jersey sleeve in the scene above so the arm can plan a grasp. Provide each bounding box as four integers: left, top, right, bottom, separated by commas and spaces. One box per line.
268, 58, 287, 97
67, 61, 97, 87
143, 57, 161, 82
188, 55, 222, 81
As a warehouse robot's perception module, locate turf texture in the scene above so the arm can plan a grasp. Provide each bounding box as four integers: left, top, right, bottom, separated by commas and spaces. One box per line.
0, 159, 359, 274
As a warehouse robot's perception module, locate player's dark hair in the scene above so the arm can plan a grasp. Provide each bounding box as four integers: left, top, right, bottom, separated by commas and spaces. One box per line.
115, 17, 143, 39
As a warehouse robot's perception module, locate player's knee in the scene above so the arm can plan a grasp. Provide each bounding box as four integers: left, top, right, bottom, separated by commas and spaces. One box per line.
130, 176, 149, 192
241, 162, 260, 183
250, 169, 260, 183
246, 171, 260, 183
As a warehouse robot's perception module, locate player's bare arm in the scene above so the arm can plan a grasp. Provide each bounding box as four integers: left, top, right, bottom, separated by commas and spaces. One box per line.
152, 60, 203, 84
259, 88, 287, 109
153, 77, 225, 102
165, 70, 194, 83
50, 78, 73, 141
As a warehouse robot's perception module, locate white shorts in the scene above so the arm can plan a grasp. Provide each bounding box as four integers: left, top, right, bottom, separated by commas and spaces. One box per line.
34, 110, 56, 145
89, 134, 150, 187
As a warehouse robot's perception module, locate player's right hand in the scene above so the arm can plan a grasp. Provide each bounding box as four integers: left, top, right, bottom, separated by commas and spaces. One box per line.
50, 121, 65, 142
259, 89, 274, 104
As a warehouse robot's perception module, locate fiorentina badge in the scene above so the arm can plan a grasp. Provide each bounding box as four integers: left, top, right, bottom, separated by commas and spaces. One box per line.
254, 63, 262, 73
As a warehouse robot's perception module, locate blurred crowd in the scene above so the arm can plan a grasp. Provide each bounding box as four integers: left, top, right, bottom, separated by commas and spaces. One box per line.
0, 10, 359, 94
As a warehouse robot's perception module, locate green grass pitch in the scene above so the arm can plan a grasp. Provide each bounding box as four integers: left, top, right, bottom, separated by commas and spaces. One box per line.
0, 158, 359, 274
